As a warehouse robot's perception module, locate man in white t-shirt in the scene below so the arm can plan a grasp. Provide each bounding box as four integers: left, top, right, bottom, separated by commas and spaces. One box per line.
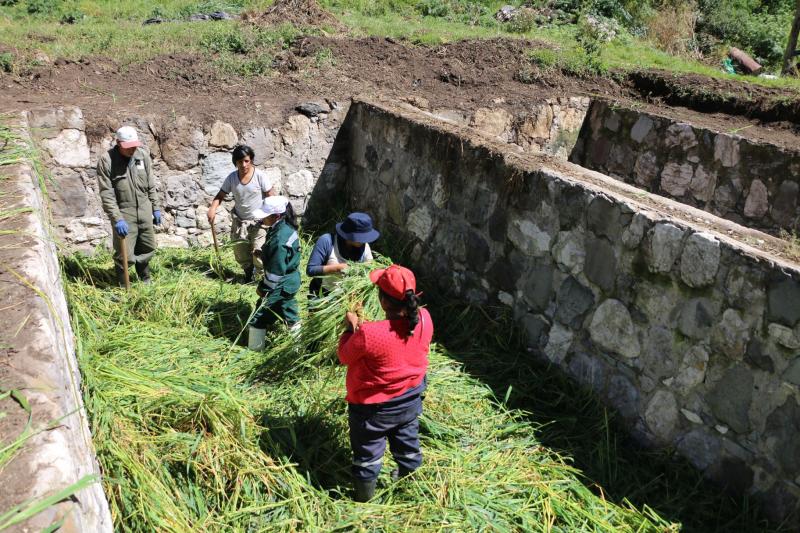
207, 145, 279, 282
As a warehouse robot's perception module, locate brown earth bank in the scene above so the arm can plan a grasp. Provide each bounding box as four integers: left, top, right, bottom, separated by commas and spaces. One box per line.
1, 35, 799, 148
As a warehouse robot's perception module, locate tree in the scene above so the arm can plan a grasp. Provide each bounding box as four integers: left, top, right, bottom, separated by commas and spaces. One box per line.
783, 0, 800, 75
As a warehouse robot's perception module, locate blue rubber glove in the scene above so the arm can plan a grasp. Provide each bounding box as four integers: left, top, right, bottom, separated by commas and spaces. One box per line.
153, 210, 162, 225
115, 219, 129, 237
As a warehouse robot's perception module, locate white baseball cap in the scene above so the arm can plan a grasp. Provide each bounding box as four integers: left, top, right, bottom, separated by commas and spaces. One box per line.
252, 196, 289, 220
116, 126, 142, 149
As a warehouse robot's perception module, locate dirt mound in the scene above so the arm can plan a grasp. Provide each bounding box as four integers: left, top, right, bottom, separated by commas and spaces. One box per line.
245, 0, 342, 29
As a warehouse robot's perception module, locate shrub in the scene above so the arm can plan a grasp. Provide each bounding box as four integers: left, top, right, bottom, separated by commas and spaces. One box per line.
0, 52, 14, 73
505, 8, 537, 34
26, 0, 59, 15
646, 1, 701, 57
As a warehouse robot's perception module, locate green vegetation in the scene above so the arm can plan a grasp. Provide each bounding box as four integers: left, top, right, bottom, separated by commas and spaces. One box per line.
62, 243, 778, 531
1, 0, 799, 90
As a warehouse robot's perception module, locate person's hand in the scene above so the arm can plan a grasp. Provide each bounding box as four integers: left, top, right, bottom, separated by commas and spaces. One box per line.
333, 263, 348, 274
153, 210, 161, 225
115, 219, 129, 237
207, 207, 216, 224
343, 311, 362, 333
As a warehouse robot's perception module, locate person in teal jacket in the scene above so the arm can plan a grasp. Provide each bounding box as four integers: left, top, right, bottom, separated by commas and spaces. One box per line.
248, 195, 301, 350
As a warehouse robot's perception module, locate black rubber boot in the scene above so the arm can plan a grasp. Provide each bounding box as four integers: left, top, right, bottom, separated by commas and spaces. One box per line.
135, 262, 152, 284
390, 467, 414, 482
243, 267, 254, 284
353, 479, 376, 502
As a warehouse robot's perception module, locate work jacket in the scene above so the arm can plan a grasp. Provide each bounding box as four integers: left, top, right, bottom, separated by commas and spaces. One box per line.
258, 219, 301, 303
97, 146, 160, 224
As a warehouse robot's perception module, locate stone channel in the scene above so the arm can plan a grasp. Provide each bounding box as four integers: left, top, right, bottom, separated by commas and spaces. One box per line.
7, 95, 800, 525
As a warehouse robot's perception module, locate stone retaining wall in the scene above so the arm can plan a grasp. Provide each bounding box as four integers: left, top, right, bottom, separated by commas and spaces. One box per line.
30, 102, 351, 251
570, 100, 800, 235
0, 114, 112, 531
347, 99, 800, 522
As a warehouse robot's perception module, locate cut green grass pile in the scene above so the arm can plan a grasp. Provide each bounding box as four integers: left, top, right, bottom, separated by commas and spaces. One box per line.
65, 244, 683, 531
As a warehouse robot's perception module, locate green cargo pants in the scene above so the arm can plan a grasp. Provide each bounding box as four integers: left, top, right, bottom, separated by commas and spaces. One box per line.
250, 290, 300, 328
112, 209, 156, 269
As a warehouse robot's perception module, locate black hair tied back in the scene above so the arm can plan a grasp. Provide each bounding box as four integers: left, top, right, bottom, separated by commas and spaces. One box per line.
404, 289, 420, 336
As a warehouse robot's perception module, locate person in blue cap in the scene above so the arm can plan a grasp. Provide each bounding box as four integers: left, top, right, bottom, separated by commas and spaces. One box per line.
306, 212, 380, 298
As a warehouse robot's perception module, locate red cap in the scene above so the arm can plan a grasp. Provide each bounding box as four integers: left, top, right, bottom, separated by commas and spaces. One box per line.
369, 264, 416, 301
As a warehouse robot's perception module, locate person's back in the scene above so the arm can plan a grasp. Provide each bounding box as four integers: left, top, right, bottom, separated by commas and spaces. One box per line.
339, 307, 432, 404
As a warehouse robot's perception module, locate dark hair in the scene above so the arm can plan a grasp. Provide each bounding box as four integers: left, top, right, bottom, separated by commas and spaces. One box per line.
379, 289, 420, 337
282, 201, 298, 229
231, 144, 255, 165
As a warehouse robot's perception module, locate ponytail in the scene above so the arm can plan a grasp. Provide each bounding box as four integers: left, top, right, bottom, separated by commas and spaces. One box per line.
283, 201, 298, 229
404, 289, 420, 337
379, 289, 420, 338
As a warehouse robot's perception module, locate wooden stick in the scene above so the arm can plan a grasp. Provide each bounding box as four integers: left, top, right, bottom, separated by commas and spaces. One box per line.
210, 219, 220, 256
119, 235, 130, 290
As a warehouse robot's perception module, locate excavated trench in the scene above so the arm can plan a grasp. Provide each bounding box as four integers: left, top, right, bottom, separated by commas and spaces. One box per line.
5, 95, 800, 527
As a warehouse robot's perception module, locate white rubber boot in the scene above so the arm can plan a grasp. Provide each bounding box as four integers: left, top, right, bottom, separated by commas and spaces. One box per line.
248, 326, 266, 351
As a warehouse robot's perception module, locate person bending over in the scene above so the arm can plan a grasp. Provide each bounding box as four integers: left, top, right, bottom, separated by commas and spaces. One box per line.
247, 196, 300, 351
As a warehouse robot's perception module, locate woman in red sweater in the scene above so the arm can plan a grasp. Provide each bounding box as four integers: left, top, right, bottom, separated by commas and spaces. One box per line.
337, 264, 434, 502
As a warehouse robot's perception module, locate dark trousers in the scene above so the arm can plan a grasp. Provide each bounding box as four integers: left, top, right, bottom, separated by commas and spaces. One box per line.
348, 394, 423, 481
250, 291, 299, 328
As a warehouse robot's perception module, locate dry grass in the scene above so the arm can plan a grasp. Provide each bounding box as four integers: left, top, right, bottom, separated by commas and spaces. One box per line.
646, 1, 702, 59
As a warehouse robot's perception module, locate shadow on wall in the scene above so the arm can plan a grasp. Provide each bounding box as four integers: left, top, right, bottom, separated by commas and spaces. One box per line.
366, 228, 778, 533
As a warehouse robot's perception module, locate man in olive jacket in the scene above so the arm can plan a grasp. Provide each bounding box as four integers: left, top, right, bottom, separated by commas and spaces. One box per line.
97, 126, 162, 286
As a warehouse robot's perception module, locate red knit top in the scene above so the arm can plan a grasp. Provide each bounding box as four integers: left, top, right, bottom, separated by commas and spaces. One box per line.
337, 308, 433, 404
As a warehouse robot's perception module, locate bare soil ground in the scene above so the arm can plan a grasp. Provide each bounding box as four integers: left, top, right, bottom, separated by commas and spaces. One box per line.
1, 35, 799, 149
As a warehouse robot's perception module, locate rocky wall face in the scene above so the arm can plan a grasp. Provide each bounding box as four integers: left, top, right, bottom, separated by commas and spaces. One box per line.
29, 103, 350, 251
411, 96, 590, 159
347, 100, 800, 522
570, 100, 800, 235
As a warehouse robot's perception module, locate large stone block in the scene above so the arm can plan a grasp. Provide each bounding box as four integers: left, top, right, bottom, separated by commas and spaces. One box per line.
164, 174, 200, 209
711, 309, 750, 360
679, 232, 720, 288
51, 170, 88, 217
162, 116, 205, 170
201, 152, 233, 195
677, 428, 721, 471
209, 121, 237, 148
767, 278, 800, 327
664, 123, 698, 150
589, 299, 640, 359
555, 276, 595, 328
544, 322, 573, 363
770, 181, 798, 228
660, 161, 694, 197
507, 218, 551, 257
521, 262, 554, 311
708, 365, 753, 434
646, 223, 684, 274
765, 397, 800, 473
714, 135, 741, 168
587, 195, 623, 240
284, 169, 314, 197
743, 179, 769, 219
584, 237, 616, 293
645, 390, 679, 441
552, 230, 585, 275
42, 129, 91, 168
674, 345, 709, 393
677, 297, 717, 340
241, 127, 275, 166
630, 115, 653, 143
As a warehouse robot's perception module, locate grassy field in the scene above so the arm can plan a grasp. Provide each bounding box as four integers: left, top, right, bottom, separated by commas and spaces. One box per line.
59, 241, 782, 532
1, 0, 799, 92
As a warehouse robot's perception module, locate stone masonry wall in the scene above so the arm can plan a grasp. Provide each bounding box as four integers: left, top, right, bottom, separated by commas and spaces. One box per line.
0, 114, 112, 531
570, 100, 800, 235
425, 96, 590, 159
29, 102, 351, 252
347, 99, 800, 522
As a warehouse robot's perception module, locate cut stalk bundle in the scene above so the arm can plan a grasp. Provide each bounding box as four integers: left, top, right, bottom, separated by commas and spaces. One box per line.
66, 247, 681, 532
